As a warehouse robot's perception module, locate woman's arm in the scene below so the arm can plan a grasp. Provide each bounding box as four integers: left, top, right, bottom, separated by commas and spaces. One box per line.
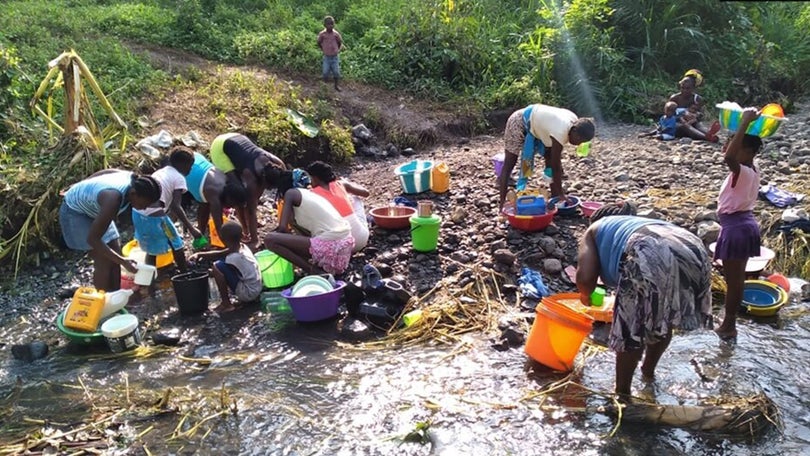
170, 189, 202, 238
241, 169, 261, 245
276, 189, 300, 234
724, 108, 761, 174
575, 227, 601, 306
341, 179, 370, 198
89, 190, 137, 272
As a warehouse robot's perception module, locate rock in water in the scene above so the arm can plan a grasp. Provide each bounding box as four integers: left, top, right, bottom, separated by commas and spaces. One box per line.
11, 341, 49, 362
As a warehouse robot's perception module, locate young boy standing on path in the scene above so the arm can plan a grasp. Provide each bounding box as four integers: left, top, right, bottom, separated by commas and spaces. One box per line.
317, 16, 343, 91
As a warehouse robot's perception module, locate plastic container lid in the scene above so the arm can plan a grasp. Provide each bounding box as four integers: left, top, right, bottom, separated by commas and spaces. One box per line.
101, 314, 139, 338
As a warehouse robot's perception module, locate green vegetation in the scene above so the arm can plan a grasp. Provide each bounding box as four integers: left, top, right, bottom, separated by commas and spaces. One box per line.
1, 0, 809, 265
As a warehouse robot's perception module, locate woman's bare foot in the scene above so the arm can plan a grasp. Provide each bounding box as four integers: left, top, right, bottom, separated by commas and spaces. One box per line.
214, 299, 237, 313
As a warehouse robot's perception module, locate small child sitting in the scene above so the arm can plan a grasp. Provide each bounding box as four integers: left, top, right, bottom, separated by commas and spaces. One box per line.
640, 101, 679, 141
189, 221, 262, 312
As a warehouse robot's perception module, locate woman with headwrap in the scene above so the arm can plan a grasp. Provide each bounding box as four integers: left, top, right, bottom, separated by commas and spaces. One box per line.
576, 201, 712, 399
669, 69, 721, 142
59, 170, 162, 291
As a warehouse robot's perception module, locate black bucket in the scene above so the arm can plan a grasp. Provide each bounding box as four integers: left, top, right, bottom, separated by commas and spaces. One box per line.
171, 271, 210, 316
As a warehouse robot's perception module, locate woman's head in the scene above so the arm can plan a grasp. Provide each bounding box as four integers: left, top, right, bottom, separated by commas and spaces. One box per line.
678, 77, 696, 96
306, 161, 337, 185
128, 175, 162, 210
590, 200, 637, 223
264, 167, 295, 197
169, 146, 195, 176
569, 118, 595, 145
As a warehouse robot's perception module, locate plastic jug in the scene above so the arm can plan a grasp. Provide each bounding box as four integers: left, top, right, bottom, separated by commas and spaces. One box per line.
63, 287, 107, 332
430, 162, 450, 193
102, 289, 133, 318
516, 195, 546, 215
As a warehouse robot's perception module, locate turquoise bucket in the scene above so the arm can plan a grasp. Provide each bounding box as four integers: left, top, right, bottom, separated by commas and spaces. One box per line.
395, 160, 434, 194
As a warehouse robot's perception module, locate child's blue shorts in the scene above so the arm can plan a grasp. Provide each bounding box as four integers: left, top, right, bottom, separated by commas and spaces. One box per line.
132, 211, 184, 256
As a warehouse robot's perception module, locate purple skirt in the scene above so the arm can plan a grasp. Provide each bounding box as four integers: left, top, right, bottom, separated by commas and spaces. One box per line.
714, 211, 761, 261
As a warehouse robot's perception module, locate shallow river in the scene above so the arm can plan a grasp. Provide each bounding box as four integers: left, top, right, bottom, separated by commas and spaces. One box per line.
1, 276, 808, 455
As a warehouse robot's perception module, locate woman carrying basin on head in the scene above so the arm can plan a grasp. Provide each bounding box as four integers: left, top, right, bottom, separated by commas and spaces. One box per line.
575, 201, 712, 399
59, 170, 162, 291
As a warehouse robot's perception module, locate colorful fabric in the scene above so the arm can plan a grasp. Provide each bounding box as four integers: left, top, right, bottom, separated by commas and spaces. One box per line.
312, 181, 353, 217
718, 165, 759, 214
185, 152, 214, 203
658, 115, 677, 137
310, 235, 355, 275
714, 211, 761, 261
759, 184, 804, 208
293, 189, 351, 240
292, 168, 311, 189
594, 216, 668, 286
132, 211, 184, 256
59, 202, 119, 251
609, 224, 712, 353
64, 171, 133, 217
516, 106, 545, 191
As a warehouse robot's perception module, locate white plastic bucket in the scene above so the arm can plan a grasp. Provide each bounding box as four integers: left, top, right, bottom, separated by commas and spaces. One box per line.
101, 314, 141, 353
134, 263, 157, 286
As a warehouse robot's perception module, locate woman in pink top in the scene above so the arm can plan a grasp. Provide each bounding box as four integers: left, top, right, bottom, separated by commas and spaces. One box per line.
306, 161, 370, 252
714, 108, 763, 341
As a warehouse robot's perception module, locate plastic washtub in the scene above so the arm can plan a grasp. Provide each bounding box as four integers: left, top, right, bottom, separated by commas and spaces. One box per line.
282, 281, 346, 322
716, 102, 788, 138
394, 160, 434, 194
502, 206, 557, 232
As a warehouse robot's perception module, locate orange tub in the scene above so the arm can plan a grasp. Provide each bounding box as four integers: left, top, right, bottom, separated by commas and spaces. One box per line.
525, 299, 594, 371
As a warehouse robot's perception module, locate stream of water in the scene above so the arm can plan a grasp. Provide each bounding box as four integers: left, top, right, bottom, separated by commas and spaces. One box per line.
1, 275, 808, 455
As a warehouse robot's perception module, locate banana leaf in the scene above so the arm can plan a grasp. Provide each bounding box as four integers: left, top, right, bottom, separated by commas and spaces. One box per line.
284, 108, 319, 138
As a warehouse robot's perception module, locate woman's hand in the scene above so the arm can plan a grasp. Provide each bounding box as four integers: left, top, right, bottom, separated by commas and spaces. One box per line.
740, 107, 761, 125
121, 258, 138, 274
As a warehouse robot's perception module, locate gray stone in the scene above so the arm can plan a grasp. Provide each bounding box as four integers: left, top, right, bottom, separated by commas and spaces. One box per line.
638, 209, 662, 220
493, 249, 517, 266
697, 221, 721, 244
451, 207, 467, 223
543, 258, 563, 274
451, 251, 472, 263
11, 341, 49, 362
694, 210, 718, 223
614, 173, 631, 182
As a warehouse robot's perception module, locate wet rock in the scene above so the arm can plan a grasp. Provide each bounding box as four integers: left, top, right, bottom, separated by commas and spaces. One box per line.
489, 239, 508, 253
697, 221, 721, 244
152, 332, 182, 346
543, 259, 563, 275
58, 284, 81, 300
502, 327, 525, 347
338, 317, 374, 341
450, 251, 472, 263
536, 236, 557, 255
614, 173, 631, 182
524, 252, 546, 264
544, 225, 560, 235
11, 341, 48, 362
493, 249, 516, 266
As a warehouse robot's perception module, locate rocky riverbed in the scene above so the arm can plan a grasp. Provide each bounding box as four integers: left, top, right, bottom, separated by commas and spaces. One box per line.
2, 104, 809, 339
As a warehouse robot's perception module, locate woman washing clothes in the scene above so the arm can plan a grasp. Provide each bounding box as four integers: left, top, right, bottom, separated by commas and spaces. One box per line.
59, 171, 162, 291
209, 133, 286, 249
575, 202, 712, 399
263, 169, 354, 275
497, 103, 595, 210
669, 69, 721, 142
306, 161, 370, 252
169, 146, 248, 246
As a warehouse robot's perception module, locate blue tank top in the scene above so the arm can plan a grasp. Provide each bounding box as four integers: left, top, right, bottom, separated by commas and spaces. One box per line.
185, 152, 214, 202
64, 171, 133, 217
594, 216, 665, 286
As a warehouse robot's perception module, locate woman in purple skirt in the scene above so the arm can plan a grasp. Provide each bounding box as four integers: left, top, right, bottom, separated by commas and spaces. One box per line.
714, 108, 763, 341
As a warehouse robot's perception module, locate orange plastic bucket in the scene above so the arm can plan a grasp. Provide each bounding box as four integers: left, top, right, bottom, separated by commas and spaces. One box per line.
525, 301, 594, 371
430, 162, 450, 193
